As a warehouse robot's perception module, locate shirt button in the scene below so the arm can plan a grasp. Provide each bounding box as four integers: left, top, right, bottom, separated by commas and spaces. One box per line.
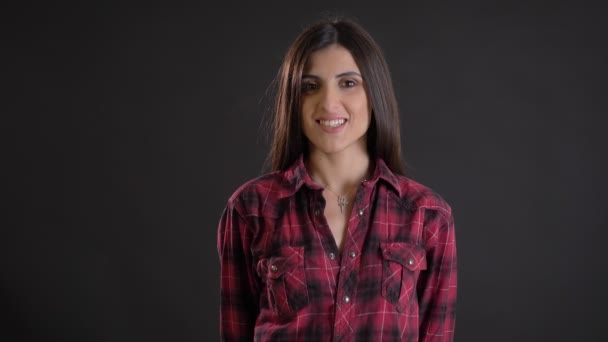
408, 258, 415, 266
314, 209, 321, 216
270, 264, 278, 272
342, 295, 350, 303
328, 252, 336, 260
348, 251, 356, 258
357, 209, 364, 216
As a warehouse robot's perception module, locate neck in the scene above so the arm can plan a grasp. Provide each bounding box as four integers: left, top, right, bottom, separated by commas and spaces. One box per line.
306, 147, 371, 195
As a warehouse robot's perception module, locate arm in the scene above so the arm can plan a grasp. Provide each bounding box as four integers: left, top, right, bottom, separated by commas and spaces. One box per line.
217, 202, 259, 341
417, 210, 457, 341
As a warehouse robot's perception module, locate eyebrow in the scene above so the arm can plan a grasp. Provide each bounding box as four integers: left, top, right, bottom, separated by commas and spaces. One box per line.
302, 71, 362, 79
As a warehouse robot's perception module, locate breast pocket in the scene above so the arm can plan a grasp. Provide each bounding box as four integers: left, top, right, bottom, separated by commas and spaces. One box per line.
380, 242, 427, 312
256, 246, 309, 318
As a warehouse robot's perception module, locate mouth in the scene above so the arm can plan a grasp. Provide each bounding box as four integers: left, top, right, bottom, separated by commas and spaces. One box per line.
317, 118, 347, 128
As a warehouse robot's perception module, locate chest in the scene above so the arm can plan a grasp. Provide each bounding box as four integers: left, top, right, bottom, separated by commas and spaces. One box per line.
249, 187, 426, 264
322, 198, 351, 251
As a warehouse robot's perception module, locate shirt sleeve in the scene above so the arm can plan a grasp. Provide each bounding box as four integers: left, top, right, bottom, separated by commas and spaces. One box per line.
217, 201, 259, 341
417, 210, 458, 341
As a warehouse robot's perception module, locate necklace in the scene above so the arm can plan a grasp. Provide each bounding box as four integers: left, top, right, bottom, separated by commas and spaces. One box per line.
310, 177, 354, 213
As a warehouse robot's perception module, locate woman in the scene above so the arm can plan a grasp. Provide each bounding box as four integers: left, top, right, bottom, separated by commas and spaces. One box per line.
217, 17, 457, 341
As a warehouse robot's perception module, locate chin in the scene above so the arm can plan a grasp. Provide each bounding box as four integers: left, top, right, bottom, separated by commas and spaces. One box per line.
310, 134, 369, 154
309, 141, 355, 156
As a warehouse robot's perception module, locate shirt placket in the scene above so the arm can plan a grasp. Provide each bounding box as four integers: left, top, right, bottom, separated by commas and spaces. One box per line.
332, 184, 369, 342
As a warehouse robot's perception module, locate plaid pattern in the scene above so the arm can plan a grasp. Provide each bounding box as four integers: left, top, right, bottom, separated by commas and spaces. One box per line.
217, 156, 457, 341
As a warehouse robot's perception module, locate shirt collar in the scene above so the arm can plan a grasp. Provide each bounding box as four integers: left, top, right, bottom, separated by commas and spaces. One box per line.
369, 158, 403, 197
278, 155, 402, 199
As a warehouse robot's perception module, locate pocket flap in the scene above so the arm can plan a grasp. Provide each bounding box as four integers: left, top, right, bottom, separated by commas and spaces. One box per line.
380, 242, 427, 271
257, 246, 305, 279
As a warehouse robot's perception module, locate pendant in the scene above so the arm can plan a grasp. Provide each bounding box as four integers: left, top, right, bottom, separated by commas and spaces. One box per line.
337, 196, 348, 213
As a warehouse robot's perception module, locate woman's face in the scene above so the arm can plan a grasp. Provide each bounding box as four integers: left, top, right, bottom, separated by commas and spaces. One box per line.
300, 44, 371, 157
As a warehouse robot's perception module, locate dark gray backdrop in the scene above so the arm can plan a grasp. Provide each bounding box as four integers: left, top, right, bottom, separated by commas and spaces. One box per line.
4, 1, 607, 341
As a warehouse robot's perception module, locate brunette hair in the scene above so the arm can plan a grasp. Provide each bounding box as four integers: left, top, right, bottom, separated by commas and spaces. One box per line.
268, 17, 405, 175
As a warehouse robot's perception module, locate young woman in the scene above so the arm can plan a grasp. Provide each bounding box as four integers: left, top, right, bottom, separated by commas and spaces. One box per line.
217, 17, 457, 341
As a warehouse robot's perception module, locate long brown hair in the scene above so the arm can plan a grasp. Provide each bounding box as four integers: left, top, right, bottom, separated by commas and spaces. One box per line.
267, 17, 405, 175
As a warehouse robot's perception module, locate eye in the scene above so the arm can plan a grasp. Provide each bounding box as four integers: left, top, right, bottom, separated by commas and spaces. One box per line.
340, 79, 357, 88
301, 82, 319, 93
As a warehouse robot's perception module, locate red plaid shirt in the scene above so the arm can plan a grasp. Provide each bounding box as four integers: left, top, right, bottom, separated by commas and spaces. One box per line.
217, 156, 457, 341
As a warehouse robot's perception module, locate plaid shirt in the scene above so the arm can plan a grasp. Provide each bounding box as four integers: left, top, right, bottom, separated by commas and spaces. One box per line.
217, 156, 457, 341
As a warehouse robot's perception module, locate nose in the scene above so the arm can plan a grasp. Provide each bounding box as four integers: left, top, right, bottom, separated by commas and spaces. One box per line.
319, 85, 340, 113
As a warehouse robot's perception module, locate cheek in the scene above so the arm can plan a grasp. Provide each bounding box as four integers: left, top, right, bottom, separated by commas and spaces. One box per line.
300, 99, 314, 119
352, 97, 370, 121
359, 106, 372, 132
349, 90, 369, 117
300, 101, 316, 136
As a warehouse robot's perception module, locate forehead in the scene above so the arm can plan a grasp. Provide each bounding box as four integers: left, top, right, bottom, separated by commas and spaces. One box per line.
303, 44, 360, 74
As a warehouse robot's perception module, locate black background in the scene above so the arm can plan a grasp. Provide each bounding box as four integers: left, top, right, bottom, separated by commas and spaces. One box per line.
4, 1, 607, 341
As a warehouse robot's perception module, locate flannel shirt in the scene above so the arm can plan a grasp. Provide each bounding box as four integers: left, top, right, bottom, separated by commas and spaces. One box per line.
217, 155, 457, 341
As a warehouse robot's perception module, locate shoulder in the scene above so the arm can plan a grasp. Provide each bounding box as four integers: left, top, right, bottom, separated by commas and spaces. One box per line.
225, 170, 291, 218
392, 175, 455, 246
393, 174, 453, 219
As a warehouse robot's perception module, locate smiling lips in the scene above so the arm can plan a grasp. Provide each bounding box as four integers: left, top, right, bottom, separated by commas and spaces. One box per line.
318, 118, 346, 128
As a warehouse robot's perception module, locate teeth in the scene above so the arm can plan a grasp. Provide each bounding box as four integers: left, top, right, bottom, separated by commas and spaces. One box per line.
319, 119, 346, 127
